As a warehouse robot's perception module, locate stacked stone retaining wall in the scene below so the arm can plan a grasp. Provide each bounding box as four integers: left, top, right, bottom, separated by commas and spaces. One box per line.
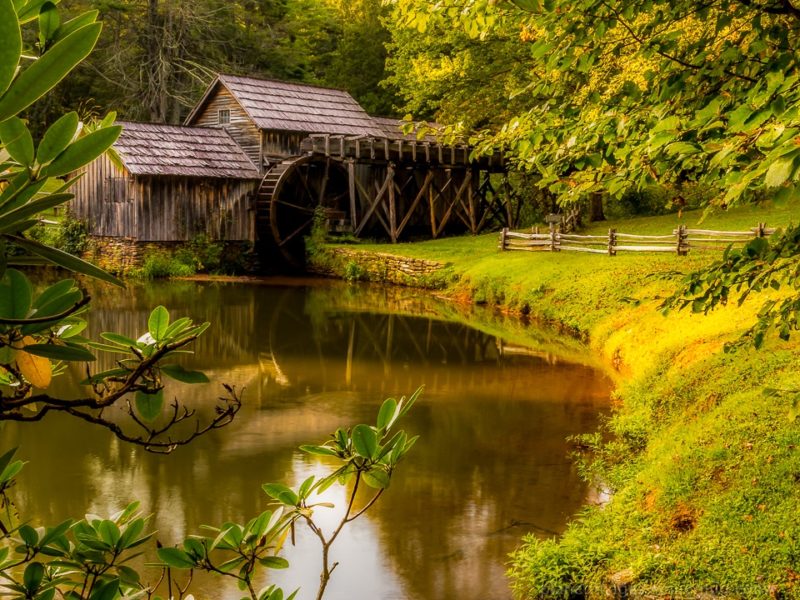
308, 247, 449, 288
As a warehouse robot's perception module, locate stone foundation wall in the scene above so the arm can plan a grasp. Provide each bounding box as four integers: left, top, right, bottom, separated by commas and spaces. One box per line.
308, 247, 449, 288
83, 236, 258, 274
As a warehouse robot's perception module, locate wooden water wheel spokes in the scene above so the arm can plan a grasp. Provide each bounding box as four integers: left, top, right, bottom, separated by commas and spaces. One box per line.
265, 156, 349, 265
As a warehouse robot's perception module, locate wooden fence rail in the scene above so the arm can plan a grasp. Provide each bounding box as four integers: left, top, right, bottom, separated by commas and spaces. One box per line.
499, 222, 775, 255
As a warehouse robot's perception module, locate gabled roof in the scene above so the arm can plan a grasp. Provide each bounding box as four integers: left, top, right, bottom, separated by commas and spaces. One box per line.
113, 122, 260, 179
187, 74, 385, 137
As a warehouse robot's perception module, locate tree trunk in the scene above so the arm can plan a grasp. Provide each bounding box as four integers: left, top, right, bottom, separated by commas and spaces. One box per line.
589, 193, 606, 222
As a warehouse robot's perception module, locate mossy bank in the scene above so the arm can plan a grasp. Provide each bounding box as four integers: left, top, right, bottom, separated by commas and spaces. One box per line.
309, 203, 800, 598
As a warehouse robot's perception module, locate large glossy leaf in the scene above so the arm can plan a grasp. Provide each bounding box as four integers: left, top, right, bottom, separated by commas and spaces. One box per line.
0, 192, 73, 232
38, 1, 60, 48
262, 483, 299, 506
52, 10, 99, 44
9, 235, 123, 286
157, 547, 195, 569
88, 578, 119, 600
16, 0, 55, 23
259, 556, 290, 569
41, 124, 121, 177
376, 397, 398, 430
362, 469, 390, 489
161, 363, 209, 384
352, 423, 378, 459
32, 278, 76, 309
135, 389, 163, 422
16, 348, 52, 387
0, 268, 31, 319
0, 22, 102, 121
148, 305, 169, 340
0, 176, 46, 213
24, 342, 95, 361
0, 0, 21, 95
22, 562, 44, 593
0, 117, 34, 166
36, 111, 78, 165
0, 448, 18, 478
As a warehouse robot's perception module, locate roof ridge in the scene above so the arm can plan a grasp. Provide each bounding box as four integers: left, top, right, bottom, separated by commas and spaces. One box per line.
218, 73, 353, 95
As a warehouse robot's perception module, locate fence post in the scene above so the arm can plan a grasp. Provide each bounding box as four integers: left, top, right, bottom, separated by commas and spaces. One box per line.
756, 222, 766, 238
549, 221, 558, 252
676, 224, 688, 256
500, 227, 508, 251
608, 228, 617, 256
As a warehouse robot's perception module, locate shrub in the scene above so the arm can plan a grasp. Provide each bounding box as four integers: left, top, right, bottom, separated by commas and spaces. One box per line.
27, 215, 89, 255
130, 250, 195, 279
343, 260, 365, 282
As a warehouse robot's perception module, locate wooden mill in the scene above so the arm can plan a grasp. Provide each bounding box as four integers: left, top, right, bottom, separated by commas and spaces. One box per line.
72, 74, 513, 266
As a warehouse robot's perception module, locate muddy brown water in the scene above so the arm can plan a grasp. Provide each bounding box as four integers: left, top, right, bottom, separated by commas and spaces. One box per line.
5, 280, 611, 600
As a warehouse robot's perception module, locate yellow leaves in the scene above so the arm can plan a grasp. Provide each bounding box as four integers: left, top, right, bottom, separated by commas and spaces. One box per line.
15, 336, 52, 389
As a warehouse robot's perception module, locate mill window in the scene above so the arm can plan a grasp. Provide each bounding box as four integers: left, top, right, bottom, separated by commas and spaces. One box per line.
218, 109, 231, 125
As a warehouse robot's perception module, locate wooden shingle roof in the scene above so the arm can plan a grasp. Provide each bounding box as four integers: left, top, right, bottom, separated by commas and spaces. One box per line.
189, 75, 384, 137
114, 122, 260, 179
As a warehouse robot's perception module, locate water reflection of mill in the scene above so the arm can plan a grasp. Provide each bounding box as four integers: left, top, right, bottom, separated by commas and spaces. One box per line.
26, 282, 611, 600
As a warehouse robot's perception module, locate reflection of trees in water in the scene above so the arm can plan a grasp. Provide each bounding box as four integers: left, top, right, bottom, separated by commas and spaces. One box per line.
13, 281, 611, 600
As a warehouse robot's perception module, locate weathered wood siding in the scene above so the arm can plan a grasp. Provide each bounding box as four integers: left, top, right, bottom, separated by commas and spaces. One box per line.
135, 176, 257, 242
262, 131, 306, 161
192, 87, 262, 167
70, 156, 258, 242
70, 154, 136, 237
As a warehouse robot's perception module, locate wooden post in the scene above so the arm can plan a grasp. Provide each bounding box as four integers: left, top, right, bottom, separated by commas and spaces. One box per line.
466, 168, 477, 234
545, 214, 561, 252
608, 228, 617, 256
347, 159, 358, 231
500, 227, 508, 251
388, 163, 397, 243
757, 222, 766, 237
676, 224, 688, 255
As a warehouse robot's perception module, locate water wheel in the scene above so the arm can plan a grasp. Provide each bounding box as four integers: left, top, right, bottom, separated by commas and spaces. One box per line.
255, 155, 349, 265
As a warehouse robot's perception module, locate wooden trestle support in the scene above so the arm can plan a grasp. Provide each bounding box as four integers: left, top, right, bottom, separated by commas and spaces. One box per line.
256, 133, 513, 263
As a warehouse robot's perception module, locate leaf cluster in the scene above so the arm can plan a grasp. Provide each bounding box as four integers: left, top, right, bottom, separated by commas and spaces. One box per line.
151, 390, 421, 600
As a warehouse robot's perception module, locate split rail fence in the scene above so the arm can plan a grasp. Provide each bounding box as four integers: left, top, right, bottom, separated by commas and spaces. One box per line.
499, 222, 775, 256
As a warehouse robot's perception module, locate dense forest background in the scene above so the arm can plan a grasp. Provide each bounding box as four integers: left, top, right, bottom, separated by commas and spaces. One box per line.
29, 0, 402, 130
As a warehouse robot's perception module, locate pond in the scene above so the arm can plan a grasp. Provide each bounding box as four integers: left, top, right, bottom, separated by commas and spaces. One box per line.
5, 279, 612, 600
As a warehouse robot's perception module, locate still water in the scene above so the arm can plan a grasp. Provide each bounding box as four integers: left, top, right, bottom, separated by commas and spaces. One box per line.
5, 280, 611, 600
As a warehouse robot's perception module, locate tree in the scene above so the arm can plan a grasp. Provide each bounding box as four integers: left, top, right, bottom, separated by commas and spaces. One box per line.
385, 0, 800, 345
21, 0, 401, 129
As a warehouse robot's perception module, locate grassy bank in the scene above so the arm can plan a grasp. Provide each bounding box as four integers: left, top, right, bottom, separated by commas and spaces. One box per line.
311, 201, 800, 598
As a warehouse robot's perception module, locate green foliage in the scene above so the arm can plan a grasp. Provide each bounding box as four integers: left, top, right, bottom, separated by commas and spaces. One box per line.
343, 260, 365, 282
665, 225, 800, 350
128, 250, 196, 279
0, 394, 419, 599
388, 0, 800, 209
174, 233, 223, 273
30, 0, 398, 126
27, 214, 89, 255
